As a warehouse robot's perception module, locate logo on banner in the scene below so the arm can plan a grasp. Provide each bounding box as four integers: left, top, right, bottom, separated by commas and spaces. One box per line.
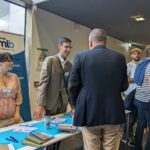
0, 37, 14, 50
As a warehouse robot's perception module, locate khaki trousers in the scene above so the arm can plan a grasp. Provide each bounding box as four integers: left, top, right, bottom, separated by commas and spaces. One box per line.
81, 124, 122, 150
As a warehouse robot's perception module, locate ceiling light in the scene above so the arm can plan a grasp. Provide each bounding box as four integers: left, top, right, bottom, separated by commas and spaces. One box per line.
135, 17, 145, 22
130, 15, 145, 22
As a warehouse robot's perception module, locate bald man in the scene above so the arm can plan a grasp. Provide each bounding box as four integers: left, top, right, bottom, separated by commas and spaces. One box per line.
68, 28, 128, 150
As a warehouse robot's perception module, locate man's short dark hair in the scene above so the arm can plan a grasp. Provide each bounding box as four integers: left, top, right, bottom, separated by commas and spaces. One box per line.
0, 52, 13, 62
58, 37, 72, 45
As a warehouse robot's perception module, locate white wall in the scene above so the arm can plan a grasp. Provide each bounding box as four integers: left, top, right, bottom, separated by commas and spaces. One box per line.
107, 36, 131, 62
34, 8, 90, 61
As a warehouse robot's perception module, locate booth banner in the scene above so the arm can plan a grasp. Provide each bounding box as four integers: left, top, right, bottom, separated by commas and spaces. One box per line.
0, 32, 24, 52
0, 32, 31, 121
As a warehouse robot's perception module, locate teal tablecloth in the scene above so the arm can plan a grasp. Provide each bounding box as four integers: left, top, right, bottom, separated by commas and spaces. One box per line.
0, 114, 73, 150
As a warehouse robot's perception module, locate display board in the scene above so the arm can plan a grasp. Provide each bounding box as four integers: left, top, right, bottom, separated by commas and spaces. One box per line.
0, 32, 31, 121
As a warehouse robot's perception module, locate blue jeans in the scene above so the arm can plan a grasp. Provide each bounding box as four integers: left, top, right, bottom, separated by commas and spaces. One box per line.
134, 99, 150, 150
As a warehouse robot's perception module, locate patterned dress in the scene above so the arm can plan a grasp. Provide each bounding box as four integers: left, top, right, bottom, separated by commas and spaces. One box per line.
0, 72, 22, 127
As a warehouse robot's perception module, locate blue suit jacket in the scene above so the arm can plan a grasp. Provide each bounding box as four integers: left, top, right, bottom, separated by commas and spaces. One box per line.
68, 45, 128, 126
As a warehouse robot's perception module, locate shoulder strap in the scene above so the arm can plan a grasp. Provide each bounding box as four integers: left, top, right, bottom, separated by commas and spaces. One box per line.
55, 56, 65, 74
55, 56, 67, 88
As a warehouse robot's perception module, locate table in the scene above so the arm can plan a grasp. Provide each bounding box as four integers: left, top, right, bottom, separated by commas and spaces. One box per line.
0, 114, 79, 150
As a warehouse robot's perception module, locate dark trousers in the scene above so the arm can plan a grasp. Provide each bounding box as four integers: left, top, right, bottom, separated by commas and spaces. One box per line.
46, 142, 60, 150
123, 108, 137, 138
134, 99, 150, 150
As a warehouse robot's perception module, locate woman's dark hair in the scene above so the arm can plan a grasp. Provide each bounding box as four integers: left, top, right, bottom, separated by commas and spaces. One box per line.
0, 53, 13, 62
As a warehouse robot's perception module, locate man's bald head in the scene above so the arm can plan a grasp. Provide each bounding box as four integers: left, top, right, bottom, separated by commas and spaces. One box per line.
88, 28, 107, 49
89, 28, 107, 42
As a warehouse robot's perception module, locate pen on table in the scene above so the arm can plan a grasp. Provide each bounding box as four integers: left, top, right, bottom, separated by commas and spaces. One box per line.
6, 136, 19, 143
10, 136, 19, 143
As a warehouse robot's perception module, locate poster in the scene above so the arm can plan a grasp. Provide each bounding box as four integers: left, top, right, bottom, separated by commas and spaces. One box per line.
0, 32, 31, 121
36, 47, 48, 71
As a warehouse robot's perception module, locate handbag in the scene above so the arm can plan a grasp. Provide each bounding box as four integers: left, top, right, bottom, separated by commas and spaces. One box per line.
124, 89, 136, 111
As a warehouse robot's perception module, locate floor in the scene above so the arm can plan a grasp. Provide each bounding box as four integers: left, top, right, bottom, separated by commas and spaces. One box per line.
60, 133, 83, 150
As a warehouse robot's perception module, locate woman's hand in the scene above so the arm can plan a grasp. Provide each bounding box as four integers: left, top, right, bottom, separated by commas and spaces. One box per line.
14, 105, 22, 123
14, 112, 22, 123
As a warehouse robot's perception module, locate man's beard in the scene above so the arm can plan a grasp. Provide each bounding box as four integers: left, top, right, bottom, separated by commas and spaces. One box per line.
133, 58, 140, 62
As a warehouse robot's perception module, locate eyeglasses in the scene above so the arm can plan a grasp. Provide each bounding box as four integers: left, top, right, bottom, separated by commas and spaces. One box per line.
64, 46, 73, 49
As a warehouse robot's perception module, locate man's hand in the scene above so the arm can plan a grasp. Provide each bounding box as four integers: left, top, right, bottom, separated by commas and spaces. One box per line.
128, 77, 134, 83
34, 106, 45, 120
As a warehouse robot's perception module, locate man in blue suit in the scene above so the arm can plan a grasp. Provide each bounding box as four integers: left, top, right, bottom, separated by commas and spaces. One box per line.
68, 28, 128, 150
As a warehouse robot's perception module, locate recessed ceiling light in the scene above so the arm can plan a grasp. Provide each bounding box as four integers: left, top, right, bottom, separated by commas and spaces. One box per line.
130, 15, 145, 22
135, 17, 145, 22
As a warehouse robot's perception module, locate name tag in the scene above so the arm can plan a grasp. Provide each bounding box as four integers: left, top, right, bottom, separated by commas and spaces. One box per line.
65, 72, 69, 77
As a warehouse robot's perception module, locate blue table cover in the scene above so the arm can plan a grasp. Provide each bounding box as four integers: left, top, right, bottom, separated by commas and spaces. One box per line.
0, 114, 73, 150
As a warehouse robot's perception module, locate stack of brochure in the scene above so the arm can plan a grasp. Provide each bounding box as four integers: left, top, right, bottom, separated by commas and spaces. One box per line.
58, 124, 77, 132
13, 125, 37, 133
51, 117, 66, 125
22, 132, 53, 148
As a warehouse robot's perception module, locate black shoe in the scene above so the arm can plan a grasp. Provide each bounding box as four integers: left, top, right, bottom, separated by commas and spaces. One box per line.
122, 136, 127, 144
128, 136, 135, 147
